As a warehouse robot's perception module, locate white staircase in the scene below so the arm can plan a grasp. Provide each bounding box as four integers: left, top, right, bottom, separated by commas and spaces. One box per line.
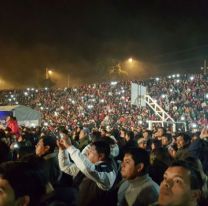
144, 95, 175, 122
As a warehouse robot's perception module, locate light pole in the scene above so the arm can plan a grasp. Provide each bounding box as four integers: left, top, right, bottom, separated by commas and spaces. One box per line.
45, 68, 53, 79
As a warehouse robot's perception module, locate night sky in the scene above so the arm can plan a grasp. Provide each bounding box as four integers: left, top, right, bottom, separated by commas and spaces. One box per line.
0, 0, 208, 88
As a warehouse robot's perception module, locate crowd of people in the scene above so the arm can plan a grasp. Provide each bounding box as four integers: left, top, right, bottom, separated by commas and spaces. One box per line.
0, 73, 207, 206
0, 73, 207, 131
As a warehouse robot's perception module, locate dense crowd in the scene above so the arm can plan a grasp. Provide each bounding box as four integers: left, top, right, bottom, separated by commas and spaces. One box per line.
0, 73, 207, 206
0, 115, 207, 206
0, 73, 207, 132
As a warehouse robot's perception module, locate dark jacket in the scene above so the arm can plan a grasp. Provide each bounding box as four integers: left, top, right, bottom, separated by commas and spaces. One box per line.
43, 152, 62, 186
188, 139, 208, 174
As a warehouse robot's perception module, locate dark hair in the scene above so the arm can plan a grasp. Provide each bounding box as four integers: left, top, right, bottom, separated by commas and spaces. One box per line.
163, 133, 172, 143
157, 127, 166, 135
21, 154, 49, 184
176, 133, 190, 144
41, 135, 57, 153
120, 128, 127, 134
151, 139, 161, 149
170, 143, 178, 151
9, 115, 15, 120
170, 160, 203, 190
58, 126, 68, 135
143, 129, 152, 136
154, 147, 172, 166
0, 140, 10, 163
100, 128, 107, 134
124, 147, 150, 175
0, 129, 6, 139
0, 161, 46, 206
126, 130, 134, 140
91, 141, 110, 160
111, 128, 120, 140
91, 130, 101, 142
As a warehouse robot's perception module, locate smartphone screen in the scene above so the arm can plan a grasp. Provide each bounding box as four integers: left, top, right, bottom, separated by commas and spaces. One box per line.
59, 133, 65, 139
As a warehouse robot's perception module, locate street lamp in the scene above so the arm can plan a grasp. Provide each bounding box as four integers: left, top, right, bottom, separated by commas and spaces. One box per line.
45, 68, 53, 79
128, 58, 133, 63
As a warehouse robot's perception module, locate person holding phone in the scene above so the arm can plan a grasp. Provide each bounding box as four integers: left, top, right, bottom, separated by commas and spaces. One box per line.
57, 136, 117, 206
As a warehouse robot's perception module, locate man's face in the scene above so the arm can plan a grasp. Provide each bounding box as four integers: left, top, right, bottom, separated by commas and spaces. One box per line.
176, 136, 186, 149
159, 166, 193, 206
120, 130, 125, 138
0, 177, 16, 206
162, 136, 169, 146
138, 139, 147, 150
156, 128, 164, 138
35, 139, 48, 157
76, 127, 81, 133
87, 145, 101, 164
100, 129, 106, 137
5, 117, 10, 123
79, 130, 86, 139
142, 131, 148, 139
121, 154, 138, 180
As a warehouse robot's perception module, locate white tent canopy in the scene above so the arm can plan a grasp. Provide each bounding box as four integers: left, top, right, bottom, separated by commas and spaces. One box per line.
0, 105, 41, 127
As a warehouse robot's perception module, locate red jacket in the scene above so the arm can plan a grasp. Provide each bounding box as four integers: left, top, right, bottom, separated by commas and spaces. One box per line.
7, 120, 20, 137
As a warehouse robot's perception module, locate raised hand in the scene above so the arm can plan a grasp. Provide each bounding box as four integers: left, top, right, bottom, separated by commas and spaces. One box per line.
200, 127, 208, 139
59, 135, 72, 149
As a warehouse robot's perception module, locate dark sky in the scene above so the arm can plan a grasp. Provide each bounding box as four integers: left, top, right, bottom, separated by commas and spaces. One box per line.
0, 0, 208, 87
